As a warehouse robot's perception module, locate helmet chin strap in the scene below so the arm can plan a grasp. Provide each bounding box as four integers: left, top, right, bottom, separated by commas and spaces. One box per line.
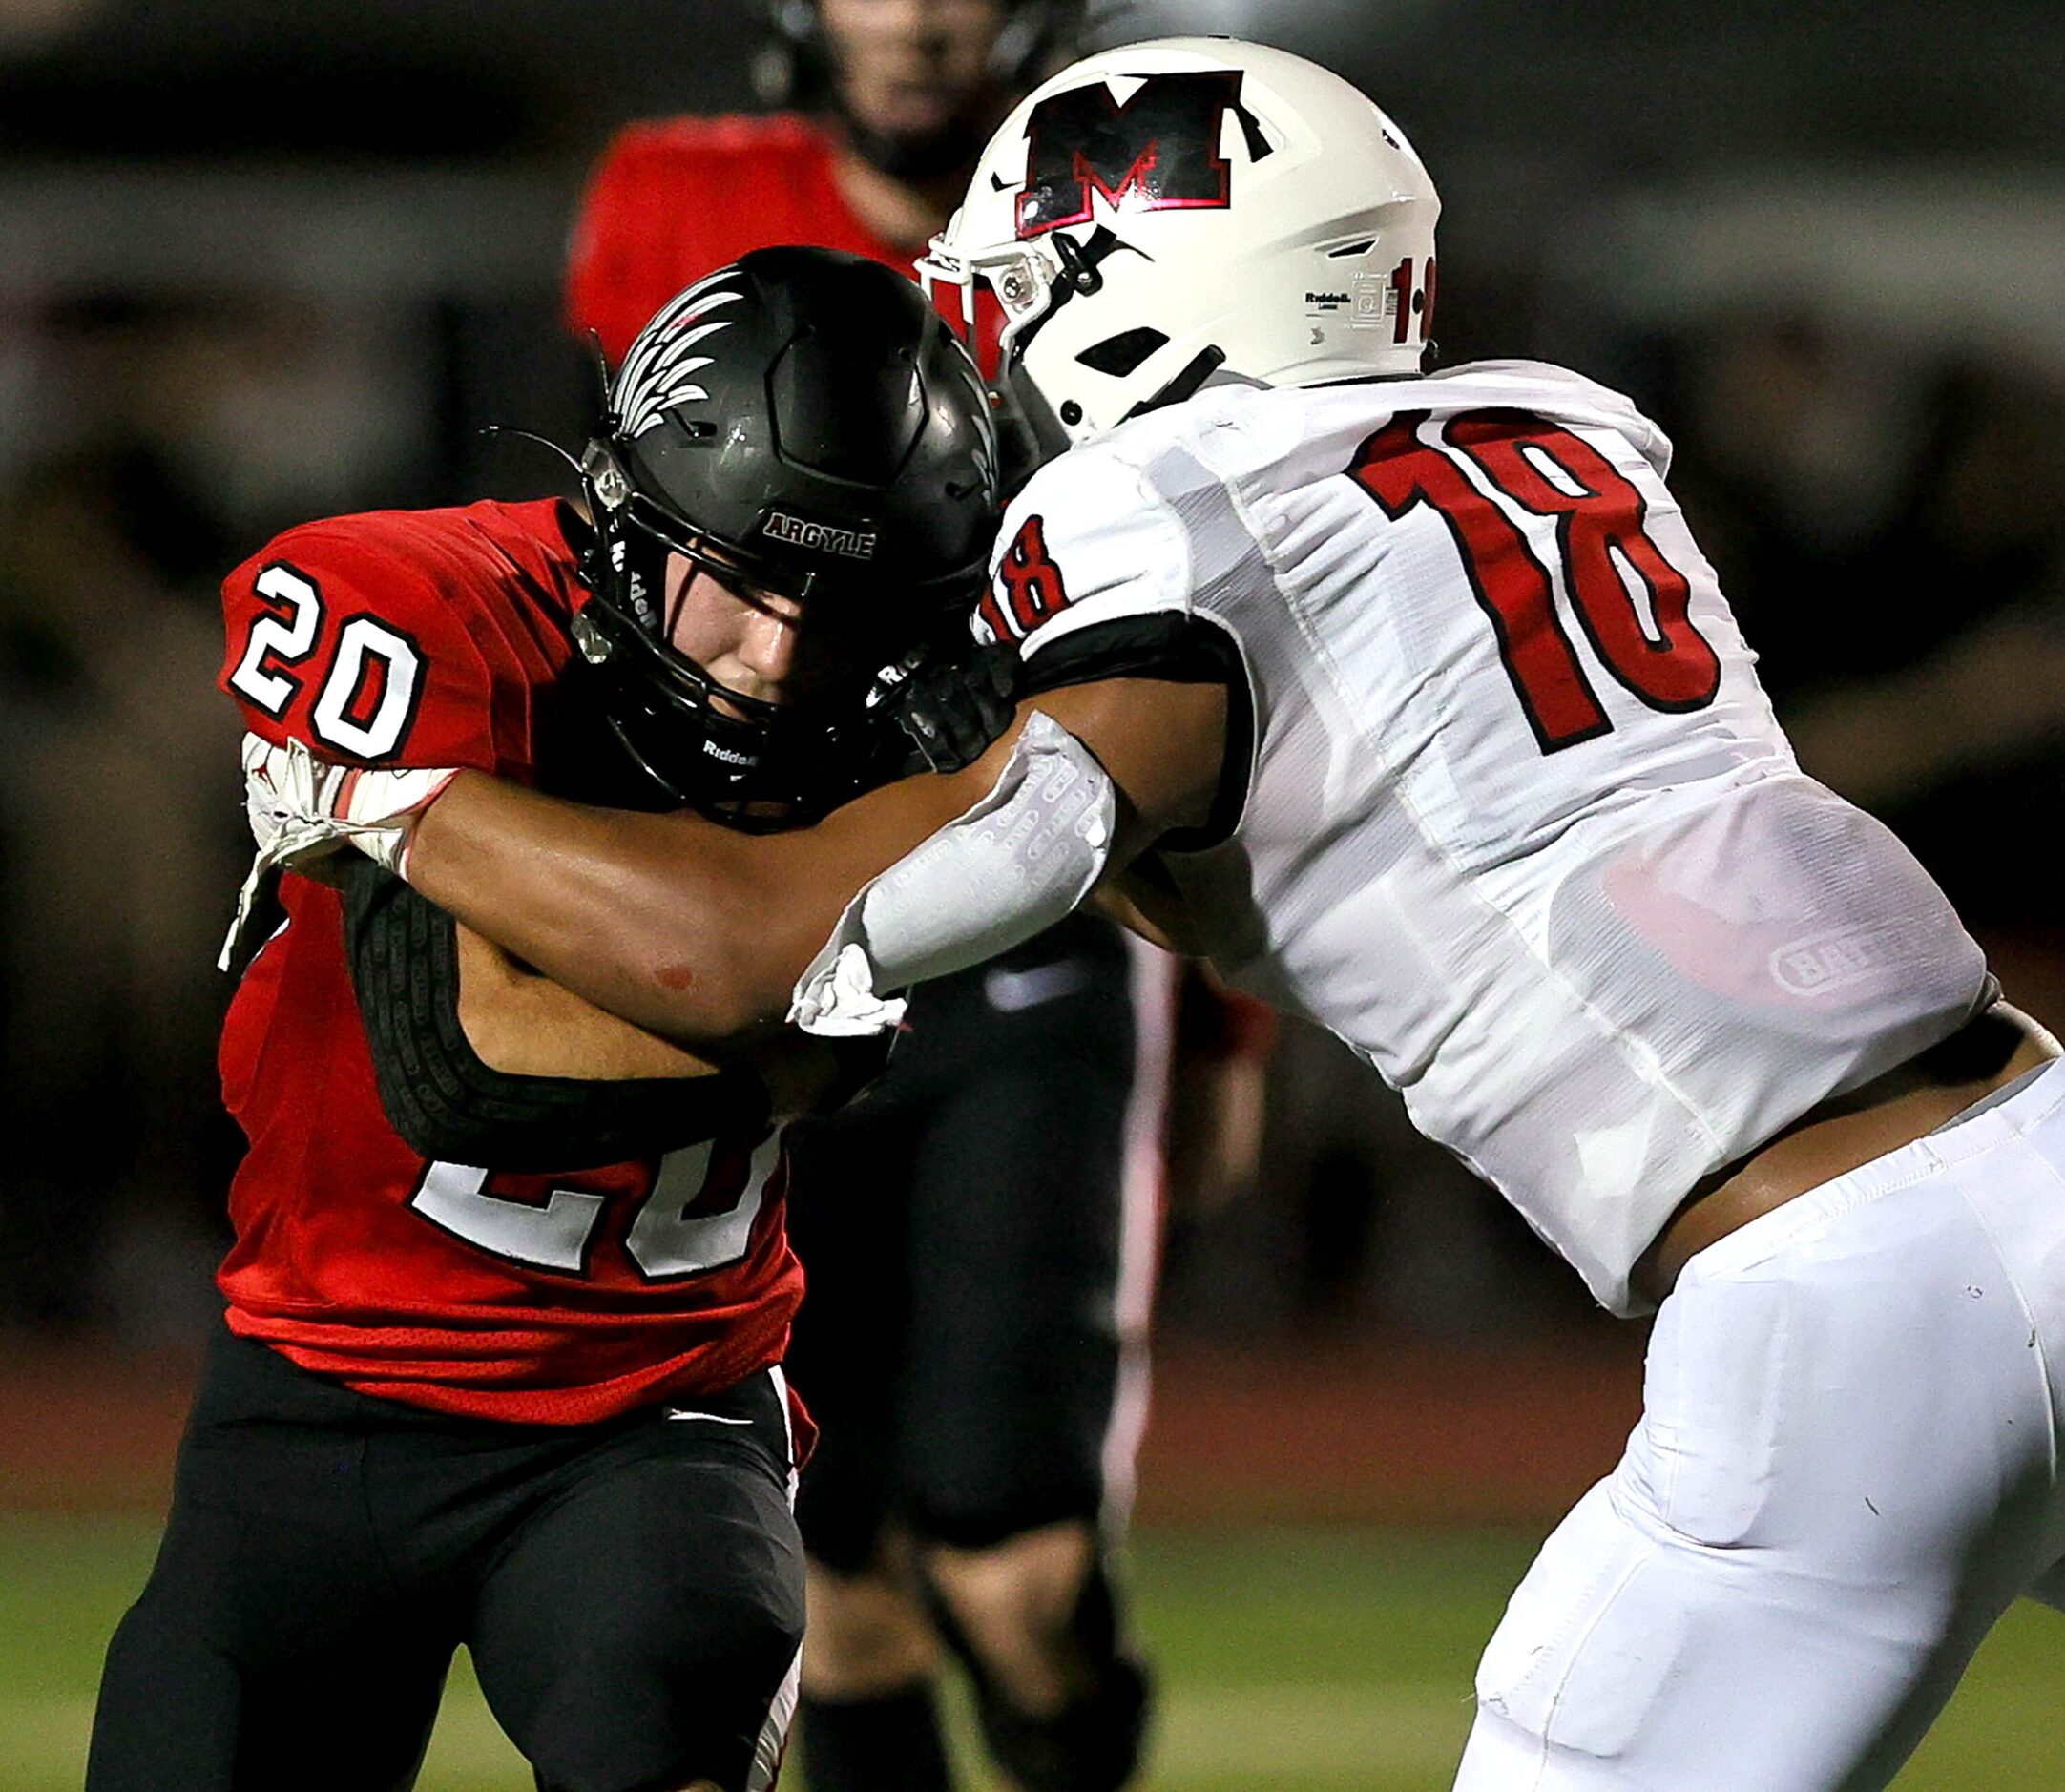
1121, 345, 1227, 423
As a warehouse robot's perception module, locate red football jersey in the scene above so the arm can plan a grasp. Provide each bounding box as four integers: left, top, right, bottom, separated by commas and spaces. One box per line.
566, 112, 912, 364
216, 498, 806, 1425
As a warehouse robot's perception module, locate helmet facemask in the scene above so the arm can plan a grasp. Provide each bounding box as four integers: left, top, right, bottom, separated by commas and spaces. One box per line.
576, 439, 918, 832
920, 223, 1180, 486
571, 248, 1001, 830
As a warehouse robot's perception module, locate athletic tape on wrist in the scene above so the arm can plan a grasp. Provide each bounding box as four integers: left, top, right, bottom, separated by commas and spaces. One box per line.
788, 713, 1116, 1036
221, 734, 456, 970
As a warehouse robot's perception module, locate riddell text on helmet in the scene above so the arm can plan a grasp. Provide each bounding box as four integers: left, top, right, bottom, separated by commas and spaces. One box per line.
761, 511, 879, 560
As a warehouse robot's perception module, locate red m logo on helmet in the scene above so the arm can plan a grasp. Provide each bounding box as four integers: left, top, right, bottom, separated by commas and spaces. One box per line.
1014, 71, 1253, 240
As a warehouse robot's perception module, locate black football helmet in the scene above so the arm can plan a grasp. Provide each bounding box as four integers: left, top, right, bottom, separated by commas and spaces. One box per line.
574, 245, 1000, 829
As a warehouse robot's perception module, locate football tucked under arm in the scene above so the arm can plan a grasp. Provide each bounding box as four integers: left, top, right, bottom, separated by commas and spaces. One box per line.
338, 858, 767, 1172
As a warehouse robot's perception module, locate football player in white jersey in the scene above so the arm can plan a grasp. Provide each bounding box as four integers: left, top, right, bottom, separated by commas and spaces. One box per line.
242, 38, 2065, 1791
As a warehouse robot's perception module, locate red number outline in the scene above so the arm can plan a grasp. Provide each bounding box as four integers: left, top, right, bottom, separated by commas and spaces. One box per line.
980, 513, 1071, 641
1350, 409, 1719, 752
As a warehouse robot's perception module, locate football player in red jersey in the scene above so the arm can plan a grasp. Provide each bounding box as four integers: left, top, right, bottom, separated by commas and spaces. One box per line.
570, 9, 1170, 1792
241, 41, 2065, 1792
569, 0, 1082, 367
86, 249, 999, 1792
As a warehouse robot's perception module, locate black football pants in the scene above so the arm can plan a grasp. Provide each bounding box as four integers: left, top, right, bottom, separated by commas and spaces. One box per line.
87, 1326, 803, 1792
785, 913, 1142, 1565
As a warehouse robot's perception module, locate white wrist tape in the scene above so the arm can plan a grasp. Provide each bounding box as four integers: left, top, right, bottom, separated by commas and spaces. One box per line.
788, 713, 1117, 1037
221, 733, 457, 970
240, 731, 456, 874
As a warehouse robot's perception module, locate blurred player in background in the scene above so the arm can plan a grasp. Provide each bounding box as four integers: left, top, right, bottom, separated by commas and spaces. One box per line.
569, 0, 1081, 367
258, 36, 2065, 1790
569, 6, 1180, 1789
91, 250, 997, 1792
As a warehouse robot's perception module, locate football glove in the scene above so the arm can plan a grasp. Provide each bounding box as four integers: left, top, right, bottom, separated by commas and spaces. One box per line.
874, 639, 1021, 774
240, 731, 457, 874
221, 733, 458, 970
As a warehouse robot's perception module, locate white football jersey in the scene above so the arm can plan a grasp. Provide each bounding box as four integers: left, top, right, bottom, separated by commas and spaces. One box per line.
978, 362, 1989, 1313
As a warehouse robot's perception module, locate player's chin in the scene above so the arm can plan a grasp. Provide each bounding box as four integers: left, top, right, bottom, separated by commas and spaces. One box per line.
866, 86, 959, 135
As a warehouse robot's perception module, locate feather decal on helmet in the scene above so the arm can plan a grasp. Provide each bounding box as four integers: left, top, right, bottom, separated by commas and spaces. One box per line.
615, 281, 744, 438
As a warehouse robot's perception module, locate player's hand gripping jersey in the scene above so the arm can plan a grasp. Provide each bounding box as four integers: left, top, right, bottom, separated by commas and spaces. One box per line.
217, 500, 803, 1421
982, 364, 1991, 1312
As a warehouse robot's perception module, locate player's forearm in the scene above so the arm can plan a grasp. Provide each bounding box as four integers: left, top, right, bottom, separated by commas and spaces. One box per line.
405, 760, 1004, 1043
399, 679, 1219, 1043
453, 925, 719, 1081
408, 776, 815, 1042
451, 926, 858, 1123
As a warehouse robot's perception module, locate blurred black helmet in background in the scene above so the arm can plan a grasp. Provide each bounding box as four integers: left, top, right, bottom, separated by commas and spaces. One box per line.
574, 245, 1000, 829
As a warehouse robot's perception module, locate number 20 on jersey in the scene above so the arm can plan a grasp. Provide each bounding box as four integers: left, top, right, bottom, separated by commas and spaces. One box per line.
228, 562, 425, 760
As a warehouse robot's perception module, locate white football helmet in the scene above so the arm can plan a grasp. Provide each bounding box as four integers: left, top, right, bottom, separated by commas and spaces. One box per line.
918, 36, 1440, 458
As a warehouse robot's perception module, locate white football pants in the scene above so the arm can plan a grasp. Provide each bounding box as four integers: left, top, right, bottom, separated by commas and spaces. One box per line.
1455, 1059, 2065, 1791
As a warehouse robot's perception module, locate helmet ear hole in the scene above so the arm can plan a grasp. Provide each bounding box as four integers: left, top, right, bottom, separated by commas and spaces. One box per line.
1075, 327, 1170, 378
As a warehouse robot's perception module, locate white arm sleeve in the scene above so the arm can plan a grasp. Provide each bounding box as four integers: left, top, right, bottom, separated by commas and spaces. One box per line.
787, 713, 1116, 1037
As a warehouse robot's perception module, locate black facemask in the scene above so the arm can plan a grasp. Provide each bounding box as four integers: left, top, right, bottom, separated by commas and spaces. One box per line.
573, 247, 1001, 829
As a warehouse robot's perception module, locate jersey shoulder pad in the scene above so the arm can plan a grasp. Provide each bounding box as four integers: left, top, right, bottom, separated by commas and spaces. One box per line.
219, 504, 572, 773
1418, 359, 1673, 475
974, 443, 1192, 658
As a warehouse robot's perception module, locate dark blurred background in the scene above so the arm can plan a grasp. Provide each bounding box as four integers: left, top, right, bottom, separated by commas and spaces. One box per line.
7, 4, 2065, 1785
4, 0, 2065, 1494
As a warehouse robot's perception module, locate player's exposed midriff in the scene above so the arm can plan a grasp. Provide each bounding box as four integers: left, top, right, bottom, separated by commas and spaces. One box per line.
1632, 1002, 2061, 1305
